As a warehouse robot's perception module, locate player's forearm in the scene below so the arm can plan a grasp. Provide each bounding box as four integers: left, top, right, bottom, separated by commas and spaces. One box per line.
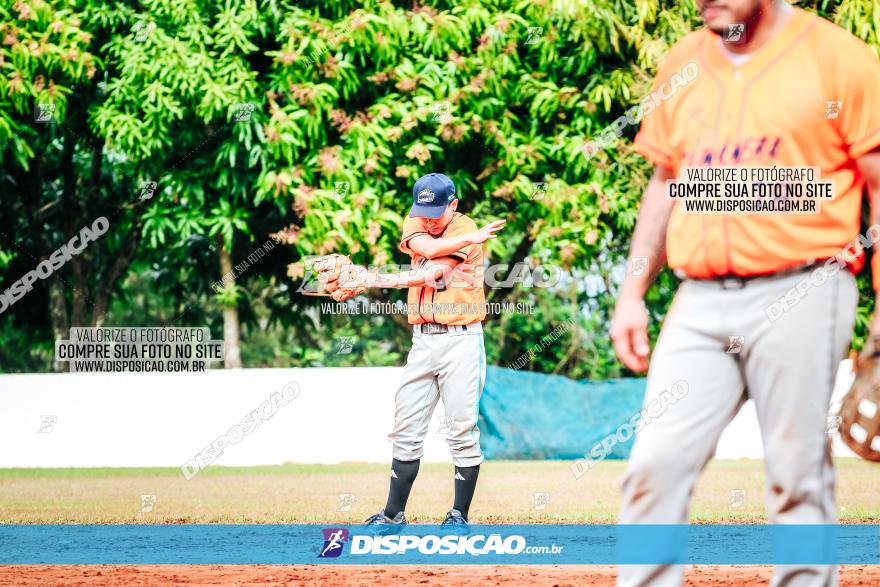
409, 234, 473, 260
869, 179, 880, 330
872, 181, 880, 301
869, 177, 880, 316
365, 266, 446, 289
858, 151, 880, 301
367, 270, 421, 289
619, 168, 676, 300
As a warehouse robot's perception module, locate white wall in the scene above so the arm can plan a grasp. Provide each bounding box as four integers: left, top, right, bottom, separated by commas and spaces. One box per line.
0, 363, 856, 468
715, 358, 857, 459
0, 367, 451, 468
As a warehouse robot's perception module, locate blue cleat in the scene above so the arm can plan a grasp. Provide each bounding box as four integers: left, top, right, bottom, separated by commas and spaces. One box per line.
363, 509, 407, 535
440, 509, 470, 534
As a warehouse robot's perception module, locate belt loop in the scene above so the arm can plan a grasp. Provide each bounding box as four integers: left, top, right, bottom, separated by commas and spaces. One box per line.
719, 276, 747, 290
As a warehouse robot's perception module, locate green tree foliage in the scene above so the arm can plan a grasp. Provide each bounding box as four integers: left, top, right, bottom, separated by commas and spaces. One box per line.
1, 0, 878, 374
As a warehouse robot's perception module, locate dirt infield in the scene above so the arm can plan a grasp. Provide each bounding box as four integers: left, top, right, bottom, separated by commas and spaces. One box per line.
3, 565, 879, 586
2, 462, 876, 585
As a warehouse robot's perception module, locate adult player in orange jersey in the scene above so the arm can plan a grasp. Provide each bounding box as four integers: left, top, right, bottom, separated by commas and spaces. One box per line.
610, 1, 880, 585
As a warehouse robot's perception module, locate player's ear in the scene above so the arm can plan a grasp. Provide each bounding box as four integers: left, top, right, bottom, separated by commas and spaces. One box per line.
450, 199, 458, 212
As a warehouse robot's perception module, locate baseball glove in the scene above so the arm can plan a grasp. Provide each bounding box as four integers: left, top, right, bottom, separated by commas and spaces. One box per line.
311, 254, 368, 301
837, 336, 880, 462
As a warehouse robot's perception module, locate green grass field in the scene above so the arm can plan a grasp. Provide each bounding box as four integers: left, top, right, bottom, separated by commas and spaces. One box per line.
0, 459, 877, 524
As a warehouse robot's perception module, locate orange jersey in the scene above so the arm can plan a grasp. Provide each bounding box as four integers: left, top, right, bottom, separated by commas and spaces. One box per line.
633, 8, 880, 287
399, 212, 486, 325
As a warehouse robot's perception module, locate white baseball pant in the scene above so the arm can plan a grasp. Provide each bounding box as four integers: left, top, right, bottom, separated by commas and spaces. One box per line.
388, 322, 486, 467
618, 267, 857, 587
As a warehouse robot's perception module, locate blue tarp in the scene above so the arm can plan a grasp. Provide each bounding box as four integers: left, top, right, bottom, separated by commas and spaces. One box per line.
479, 366, 647, 460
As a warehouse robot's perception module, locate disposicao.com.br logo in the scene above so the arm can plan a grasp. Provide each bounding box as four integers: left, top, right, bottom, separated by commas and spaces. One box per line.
319, 528, 564, 557
353, 534, 526, 555
318, 528, 349, 558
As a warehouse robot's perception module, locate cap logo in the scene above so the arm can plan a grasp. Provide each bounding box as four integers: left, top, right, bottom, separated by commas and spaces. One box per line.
417, 188, 435, 203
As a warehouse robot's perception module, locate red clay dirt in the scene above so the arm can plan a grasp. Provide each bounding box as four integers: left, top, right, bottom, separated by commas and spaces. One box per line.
1, 565, 879, 586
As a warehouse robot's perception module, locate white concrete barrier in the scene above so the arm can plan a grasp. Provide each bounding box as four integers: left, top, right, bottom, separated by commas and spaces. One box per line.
0, 362, 856, 468
715, 358, 856, 459
0, 367, 455, 468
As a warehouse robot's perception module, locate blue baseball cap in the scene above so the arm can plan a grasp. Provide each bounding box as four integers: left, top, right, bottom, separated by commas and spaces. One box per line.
409, 173, 456, 218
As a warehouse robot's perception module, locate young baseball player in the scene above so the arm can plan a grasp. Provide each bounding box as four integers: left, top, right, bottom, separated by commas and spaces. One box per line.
610, 1, 880, 585
330, 172, 505, 531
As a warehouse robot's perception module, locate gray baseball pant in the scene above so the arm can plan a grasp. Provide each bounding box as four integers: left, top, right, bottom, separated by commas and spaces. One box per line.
618, 267, 857, 587
389, 323, 486, 467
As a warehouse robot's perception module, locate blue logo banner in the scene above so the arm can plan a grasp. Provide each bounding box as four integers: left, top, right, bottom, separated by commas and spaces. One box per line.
0, 524, 877, 565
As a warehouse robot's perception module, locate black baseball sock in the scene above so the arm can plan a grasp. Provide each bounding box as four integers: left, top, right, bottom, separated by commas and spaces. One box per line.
384, 458, 420, 519
452, 464, 480, 520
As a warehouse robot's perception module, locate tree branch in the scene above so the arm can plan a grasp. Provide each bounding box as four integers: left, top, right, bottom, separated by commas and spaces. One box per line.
486, 231, 534, 304
91, 224, 141, 327
69, 256, 88, 328
48, 279, 69, 372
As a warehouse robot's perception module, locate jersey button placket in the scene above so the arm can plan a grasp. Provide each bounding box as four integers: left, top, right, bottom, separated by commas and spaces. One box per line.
707, 82, 733, 275
724, 73, 748, 275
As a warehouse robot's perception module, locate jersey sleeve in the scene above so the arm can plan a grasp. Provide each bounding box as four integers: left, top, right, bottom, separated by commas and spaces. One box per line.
399, 216, 428, 256
834, 37, 880, 290
443, 215, 478, 261
632, 55, 681, 171
836, 39, 880, 159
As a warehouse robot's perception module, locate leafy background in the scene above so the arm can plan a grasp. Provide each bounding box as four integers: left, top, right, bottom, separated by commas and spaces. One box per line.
0, 0, 877, 375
